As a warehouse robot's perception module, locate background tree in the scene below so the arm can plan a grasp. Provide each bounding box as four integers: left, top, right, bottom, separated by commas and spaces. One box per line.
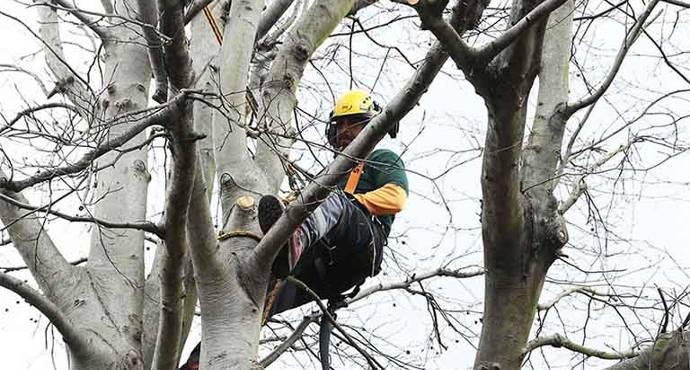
1, 0, 690, 369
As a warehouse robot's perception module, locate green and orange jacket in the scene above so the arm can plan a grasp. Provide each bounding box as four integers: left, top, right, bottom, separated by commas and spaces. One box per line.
338, 149, 408, 230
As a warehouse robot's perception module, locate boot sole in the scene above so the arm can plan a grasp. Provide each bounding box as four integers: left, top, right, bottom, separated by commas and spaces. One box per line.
258, 195, 290, 278
258, 194, 285, 234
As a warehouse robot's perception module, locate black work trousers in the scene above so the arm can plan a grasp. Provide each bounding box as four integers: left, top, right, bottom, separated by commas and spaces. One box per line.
269, 192, 387, 315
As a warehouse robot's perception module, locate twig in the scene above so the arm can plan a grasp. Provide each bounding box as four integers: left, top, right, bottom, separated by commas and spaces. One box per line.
565, 0, 661, 116
1, 257, 87, 273
0, 93, 186, 192
287, 276, 385, 370
350, 267, 484, 303
259, 313, 319, 367
49, 0, 109, 39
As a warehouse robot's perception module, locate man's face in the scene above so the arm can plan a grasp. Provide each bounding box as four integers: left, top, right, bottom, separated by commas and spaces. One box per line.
334, 116, 367, 150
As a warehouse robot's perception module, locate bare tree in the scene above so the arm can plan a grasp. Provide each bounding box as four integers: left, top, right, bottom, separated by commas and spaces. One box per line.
1, 0, 689, 369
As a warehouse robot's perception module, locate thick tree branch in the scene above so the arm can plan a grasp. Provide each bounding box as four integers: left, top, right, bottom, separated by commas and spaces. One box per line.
564, 0, 661, 116
184, 0, 216, 24
136, 0, 168, 103
473, 0, 555, 365
0, 172, 72, 300
411, 2, 479, 77
151, 0, 197, 368
0, 272, 86, 349
212, 0, 266, 214
603, 331, 689, 370
473, 0, 568, 63
254, 0, 357, 193
523, 333, 638, 359
256, 0, 296, 42
16, 5, 97, 120
0, 95, 183, 192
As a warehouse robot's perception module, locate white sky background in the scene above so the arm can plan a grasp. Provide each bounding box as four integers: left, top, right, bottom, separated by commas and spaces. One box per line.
1, 0, 690, 369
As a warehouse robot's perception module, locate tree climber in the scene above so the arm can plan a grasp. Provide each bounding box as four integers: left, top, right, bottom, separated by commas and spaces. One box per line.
178, 90, 407, 370
260, 89, 409, 316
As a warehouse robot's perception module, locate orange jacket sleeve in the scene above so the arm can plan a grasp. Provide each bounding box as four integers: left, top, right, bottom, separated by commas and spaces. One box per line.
353, 183, 408, 216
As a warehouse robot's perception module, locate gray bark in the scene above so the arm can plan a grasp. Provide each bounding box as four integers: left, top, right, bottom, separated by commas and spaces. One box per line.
25, 1, 154, 368
470, 0, 567, 368
605, 332, 690, 370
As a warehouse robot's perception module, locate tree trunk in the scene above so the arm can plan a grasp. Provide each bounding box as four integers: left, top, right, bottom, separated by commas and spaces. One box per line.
473, 0, 568, 367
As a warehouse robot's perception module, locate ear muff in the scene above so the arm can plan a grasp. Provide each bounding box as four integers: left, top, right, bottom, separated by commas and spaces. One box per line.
326, 113, 338, 148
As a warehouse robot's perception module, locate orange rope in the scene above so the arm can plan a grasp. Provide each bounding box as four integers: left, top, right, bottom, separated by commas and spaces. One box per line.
203, 7, 223, 45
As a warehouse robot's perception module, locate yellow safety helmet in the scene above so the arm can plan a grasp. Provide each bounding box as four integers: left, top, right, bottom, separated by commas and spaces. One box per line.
330, 90, 380, 119
327, 90, 393, 148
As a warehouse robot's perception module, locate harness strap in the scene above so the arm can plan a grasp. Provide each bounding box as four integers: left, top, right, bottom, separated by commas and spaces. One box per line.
344, 162, 364, 194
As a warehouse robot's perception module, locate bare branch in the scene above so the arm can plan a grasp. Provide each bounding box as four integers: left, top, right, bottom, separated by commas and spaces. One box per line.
537, 287, 619, 310
287, 276, 385, 369
1, 258, 87, 273
151, 0, 197, 367
564, 0, 661, 116
350, 267, 484, 303
48, 0, 109, 39
523, 333, 638, 359
0, 172, 72, 298
0, 272, 86, 348
0, 193, 163, 237
558, 137, 637, 214
184, 0, 216, 24
0, 102, 79, 136
0, 64, 49, 96
408, 1, 478, 74
473, 0, 568, 63
259, 313, 319, 367
603, 331, 689, 370
137, 0, 168, 103
5, 6, 97, 120
662, 0, 690, 8
0, 94, 185, 192
256, 0, 296, 42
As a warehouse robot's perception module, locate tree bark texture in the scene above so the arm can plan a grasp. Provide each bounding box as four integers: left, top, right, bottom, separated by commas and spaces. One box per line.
473, 0, 568, 368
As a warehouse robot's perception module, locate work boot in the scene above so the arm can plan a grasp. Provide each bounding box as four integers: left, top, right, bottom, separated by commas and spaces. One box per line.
258, 195, 306, 278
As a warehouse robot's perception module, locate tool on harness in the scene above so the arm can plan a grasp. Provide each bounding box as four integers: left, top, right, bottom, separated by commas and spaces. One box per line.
344, 162, 364, 194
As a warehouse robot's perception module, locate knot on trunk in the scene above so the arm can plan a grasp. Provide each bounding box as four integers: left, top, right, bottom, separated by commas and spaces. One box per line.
544, 212, 568, 249
476, 361, 501, 370
117, 349, 144, 370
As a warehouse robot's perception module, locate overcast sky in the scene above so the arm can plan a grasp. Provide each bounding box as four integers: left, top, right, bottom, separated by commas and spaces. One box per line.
1, 0, 689, 369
